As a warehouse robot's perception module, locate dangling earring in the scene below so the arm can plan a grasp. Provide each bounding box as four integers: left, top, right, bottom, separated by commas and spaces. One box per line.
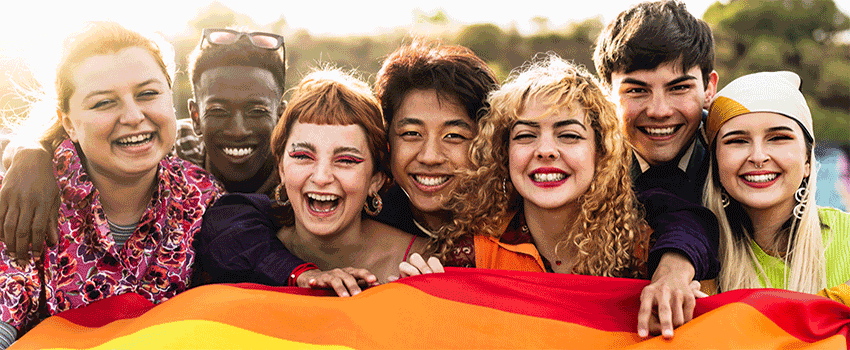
274, 183, 290, 206
364, 192, 383, 216
721, 188, 730, 208
793, 179, 809, 220
501, 178, 509, 194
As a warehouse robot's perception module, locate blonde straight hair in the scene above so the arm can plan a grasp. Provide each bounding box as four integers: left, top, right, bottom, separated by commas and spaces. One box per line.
705, 144, 825, 294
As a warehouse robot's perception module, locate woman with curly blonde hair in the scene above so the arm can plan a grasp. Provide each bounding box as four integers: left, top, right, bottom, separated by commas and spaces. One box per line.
400, 53, 716, 337
434, 53, 648, 277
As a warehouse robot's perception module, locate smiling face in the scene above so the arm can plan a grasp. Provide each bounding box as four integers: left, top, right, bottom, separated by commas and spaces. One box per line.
715, 112, 810, 217
610, 62, 717, 166
61, 46, 176, 184
509, 98, 596, 212
190, 66, 281, 186
280, 122, 385, 237
389, 89, 475, 217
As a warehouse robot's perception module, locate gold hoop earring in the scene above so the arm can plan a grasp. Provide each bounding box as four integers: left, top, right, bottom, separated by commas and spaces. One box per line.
274, 183, 290, 206
364, 192, 383, 216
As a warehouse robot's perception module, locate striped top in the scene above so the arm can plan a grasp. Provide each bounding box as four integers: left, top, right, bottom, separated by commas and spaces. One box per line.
107, 221, 138, 248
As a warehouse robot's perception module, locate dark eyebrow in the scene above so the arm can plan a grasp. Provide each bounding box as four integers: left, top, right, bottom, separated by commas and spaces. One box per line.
334, 146, 363, 155
513, 119, 586, 130
83, 79, 162, 101
204, 94, 274, 106
554, 119, 586, 130
620, 78, 648, 87
768, 126, 796, 133
290, 142, 315, 152
444, 119, 473, 130
394, 117, 424, 128
721, 125, 797, 139
720, 130, 747, 139
665, 75, 697, 87
620, 75, 697, 88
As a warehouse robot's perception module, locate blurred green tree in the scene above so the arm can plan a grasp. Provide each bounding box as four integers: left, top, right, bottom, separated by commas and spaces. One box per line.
456, 23, 506, 62
704, 0, 850, 142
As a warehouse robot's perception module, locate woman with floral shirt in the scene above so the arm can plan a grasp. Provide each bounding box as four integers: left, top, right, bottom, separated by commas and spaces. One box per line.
0, 22, 221, 346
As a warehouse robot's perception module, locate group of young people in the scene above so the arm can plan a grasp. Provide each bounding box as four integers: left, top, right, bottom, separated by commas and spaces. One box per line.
0, 0, 847, 347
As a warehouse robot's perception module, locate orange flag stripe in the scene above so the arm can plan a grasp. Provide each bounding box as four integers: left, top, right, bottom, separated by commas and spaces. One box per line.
15, 270, 850, 349
17, 284, 643, 349
16, 282, 848, 349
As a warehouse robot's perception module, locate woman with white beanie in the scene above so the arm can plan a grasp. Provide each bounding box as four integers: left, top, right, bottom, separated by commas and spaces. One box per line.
702, 71, 850, 304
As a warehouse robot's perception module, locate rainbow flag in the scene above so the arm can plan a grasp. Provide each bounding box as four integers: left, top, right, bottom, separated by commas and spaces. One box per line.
12, 268, 850, 349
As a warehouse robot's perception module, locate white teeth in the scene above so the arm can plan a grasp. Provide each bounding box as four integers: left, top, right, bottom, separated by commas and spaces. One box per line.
414, 175, 449, 186
533, 173, 566, 182
116, 133, 153, 145
307, 193, 339, 213
644, 127, 676, 136
222, 147, 254, 157
743, 173, 778, 183
307, 193, 340, 202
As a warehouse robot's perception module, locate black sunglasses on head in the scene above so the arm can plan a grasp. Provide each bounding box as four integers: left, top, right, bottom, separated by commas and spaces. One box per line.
201, 28, 284, 51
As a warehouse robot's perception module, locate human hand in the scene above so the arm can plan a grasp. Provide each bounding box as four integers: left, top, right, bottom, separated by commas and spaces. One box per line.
637, 252, 698, 339
396, 253, 444, 279
295, 267, 378, 297
0, 147, 59, 266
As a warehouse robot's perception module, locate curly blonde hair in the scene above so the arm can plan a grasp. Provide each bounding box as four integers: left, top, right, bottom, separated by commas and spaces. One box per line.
438, 53, 648, 278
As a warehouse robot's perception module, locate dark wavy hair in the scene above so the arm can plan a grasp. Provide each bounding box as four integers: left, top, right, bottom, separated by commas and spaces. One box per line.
374, 38, 498, 126
593, 0, 715, 88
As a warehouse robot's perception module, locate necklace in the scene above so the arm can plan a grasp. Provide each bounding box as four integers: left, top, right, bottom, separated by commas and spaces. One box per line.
412, 218, 437, 238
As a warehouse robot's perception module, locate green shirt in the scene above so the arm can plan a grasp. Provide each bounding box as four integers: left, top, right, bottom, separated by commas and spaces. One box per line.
751, 207, 850, 289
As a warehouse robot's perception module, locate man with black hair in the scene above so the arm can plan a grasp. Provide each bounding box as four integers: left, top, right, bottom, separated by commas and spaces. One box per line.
594, 0, 718, 204
593, 0, 720, 339
178, 29, 287, 196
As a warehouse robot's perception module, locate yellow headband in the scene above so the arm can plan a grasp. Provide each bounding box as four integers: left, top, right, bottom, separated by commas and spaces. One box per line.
706, 96, 750, 146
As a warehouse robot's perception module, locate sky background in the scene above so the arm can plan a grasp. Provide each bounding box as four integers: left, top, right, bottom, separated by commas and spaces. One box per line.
2, 0, 848, 82
1, 0, 729, 55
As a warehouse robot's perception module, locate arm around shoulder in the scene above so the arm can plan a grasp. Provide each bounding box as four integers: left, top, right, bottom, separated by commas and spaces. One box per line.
638, 187, 720, 280
192, 193, 307, 286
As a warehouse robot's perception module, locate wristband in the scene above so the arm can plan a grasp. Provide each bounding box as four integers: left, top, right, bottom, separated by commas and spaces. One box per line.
288, 263, 319, 286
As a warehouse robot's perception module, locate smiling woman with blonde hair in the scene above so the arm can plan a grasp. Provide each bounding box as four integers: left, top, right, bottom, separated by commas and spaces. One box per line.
437, 53, 648, 277
702, 71, 850, 303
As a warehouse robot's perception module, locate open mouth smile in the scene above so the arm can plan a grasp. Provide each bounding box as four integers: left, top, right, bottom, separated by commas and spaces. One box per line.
412, 175, 451, 190
530, 168, 568, 188
306, 192, 340, 215
115, 132, 154, 146
740, 172, 780, 188
222, 146, 255, 157
639, 125, 682, 139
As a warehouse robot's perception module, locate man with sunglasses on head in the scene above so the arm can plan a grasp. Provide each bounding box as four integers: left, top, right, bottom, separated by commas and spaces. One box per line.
0, 28, 340, 293
180, 28, 286, 197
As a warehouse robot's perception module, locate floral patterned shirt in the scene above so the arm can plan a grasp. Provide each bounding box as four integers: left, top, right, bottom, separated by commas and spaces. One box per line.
0, 139, 222, 331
